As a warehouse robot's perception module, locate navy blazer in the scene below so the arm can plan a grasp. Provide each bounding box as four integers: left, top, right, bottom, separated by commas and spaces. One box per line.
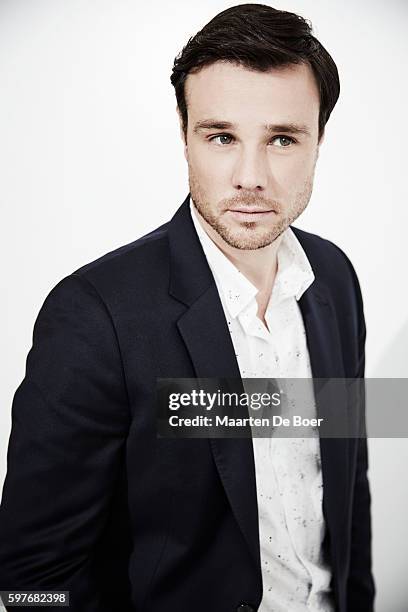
0, 194, 375, 611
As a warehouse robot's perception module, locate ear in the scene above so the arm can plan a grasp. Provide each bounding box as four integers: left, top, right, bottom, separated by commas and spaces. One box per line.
176, 107, 188, 160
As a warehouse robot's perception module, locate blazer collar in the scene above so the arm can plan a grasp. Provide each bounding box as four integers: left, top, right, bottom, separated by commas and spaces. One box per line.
168, 194, 214, 307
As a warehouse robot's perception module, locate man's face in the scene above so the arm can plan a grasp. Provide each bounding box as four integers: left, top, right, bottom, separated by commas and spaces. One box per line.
181, 61, 322, 250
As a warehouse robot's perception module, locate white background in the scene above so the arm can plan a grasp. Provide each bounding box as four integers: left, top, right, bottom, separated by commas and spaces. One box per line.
0, 0, 407, 610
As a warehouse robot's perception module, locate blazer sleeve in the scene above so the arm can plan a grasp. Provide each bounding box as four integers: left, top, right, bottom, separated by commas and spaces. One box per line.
345, 262, 376, 611
0, 273, 130, 611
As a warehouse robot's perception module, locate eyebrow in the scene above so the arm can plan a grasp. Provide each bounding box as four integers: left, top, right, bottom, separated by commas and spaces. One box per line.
193, 119, 311, 137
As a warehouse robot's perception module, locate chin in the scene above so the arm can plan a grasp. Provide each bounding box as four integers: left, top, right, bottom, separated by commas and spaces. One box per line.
218, 225, 282, 250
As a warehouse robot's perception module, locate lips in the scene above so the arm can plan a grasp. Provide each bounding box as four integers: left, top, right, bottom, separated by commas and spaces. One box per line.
227, 208, 276, 221
228, 208, 273, 213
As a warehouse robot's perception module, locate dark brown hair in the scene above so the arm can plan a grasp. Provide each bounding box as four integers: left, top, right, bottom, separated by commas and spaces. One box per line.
170, 3, 340, 140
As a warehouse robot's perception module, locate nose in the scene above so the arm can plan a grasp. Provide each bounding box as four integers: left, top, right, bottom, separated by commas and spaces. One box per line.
232, 146, 268, 191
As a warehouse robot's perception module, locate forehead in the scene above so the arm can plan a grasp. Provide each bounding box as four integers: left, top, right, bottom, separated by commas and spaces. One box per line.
184, 61, 320, 129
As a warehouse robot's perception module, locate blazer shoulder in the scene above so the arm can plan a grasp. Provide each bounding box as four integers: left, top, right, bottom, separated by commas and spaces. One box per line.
69, 219, 171, 298
74, 220, 169, 275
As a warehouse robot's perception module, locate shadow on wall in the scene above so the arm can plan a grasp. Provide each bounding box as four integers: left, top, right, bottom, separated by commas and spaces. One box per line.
368, 318, 408, 612
370, 320, 408, 378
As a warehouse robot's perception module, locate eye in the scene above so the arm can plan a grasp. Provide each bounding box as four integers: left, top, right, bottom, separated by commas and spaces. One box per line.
271, 135, 296, 147
209, 134, 234, 145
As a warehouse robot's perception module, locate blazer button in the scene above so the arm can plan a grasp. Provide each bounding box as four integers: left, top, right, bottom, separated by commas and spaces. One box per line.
237, 605, 255, 612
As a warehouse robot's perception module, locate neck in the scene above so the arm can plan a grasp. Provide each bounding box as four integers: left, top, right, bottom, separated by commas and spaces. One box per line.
193, 206, 283, 296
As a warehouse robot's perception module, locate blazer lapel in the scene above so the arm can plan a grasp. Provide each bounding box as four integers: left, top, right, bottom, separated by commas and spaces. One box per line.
176, 286, 261, 569
298, 280, 349, 574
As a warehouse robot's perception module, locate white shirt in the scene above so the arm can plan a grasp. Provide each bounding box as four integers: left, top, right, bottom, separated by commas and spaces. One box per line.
190, 200, 334, 612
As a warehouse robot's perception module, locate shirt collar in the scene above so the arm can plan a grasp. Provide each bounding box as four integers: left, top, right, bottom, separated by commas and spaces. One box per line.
189, 198, 315, 319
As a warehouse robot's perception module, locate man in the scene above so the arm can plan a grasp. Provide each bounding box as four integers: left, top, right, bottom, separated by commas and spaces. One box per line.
0, 4, 374, 612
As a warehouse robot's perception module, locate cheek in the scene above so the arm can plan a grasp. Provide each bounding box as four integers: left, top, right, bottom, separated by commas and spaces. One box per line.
189, 146, 232, 189
269, 151, 316, 194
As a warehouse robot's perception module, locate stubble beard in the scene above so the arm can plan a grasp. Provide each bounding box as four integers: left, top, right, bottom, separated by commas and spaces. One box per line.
188, 166, 315, 251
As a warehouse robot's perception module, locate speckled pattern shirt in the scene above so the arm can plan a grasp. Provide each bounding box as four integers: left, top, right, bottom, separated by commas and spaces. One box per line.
190, 199, 334, 612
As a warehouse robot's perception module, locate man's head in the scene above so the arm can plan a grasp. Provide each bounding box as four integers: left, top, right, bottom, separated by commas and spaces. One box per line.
170, 4, 340, 250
